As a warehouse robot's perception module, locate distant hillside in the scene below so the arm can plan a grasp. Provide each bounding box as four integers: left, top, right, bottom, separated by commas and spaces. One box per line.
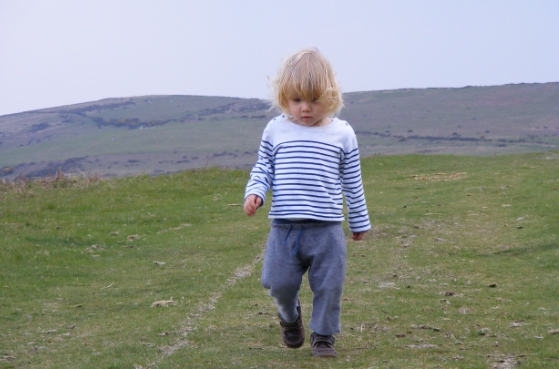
343, 83, 559, 157
1, 83, 558, 180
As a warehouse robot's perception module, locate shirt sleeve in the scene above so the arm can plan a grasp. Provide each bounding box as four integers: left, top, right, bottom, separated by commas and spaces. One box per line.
244, 127, 274, 205
340, 133, 371, 233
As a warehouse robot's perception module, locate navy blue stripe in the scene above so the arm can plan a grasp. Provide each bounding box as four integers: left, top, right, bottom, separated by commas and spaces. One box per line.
269, 211, 343, 220
276, 139, 345, 153
272, 191, 342, 199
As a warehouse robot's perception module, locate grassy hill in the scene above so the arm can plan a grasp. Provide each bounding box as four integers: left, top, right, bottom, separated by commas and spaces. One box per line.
1, 83, 558, 180
343, 83, 559, 156
1, 152, 558, 368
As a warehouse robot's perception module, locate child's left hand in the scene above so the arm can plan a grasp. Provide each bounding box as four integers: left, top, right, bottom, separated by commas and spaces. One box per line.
352, 231, 367, 241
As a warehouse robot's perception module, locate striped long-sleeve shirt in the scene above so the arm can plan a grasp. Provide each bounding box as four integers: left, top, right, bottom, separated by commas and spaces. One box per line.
245, 115, 371, 233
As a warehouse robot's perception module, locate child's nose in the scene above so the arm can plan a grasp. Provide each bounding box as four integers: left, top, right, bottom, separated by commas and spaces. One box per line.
301, 101, 311, 111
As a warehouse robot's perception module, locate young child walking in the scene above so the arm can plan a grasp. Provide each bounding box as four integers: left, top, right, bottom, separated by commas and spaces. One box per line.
244, 48, 371, 358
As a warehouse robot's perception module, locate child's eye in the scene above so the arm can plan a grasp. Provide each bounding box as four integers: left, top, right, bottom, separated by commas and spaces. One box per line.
292, 98, 301, 102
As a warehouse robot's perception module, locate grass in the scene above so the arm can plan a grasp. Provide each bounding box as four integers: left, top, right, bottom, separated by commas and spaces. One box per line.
1, 152, 559, 368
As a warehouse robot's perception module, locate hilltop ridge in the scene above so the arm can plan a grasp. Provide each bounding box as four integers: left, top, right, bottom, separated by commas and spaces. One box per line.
1, 83, 558, 179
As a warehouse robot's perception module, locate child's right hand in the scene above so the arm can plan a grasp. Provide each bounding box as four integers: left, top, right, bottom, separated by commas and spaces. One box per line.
244, 195, 262, 216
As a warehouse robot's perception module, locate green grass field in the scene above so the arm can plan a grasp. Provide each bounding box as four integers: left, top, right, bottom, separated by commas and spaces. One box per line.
1, 152, 559, 368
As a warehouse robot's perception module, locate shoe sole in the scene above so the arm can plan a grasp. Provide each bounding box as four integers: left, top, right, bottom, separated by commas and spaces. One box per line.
312, 351, 337, 358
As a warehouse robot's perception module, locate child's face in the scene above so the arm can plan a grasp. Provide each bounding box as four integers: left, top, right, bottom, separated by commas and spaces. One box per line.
287, 98, 329, 127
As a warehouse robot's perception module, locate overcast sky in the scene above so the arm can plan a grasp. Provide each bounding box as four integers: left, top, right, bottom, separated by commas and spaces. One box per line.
1, 0, 558, 116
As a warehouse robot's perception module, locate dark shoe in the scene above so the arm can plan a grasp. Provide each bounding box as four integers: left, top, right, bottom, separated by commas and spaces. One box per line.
279, 302, 305, 348
310, 332, 337, 358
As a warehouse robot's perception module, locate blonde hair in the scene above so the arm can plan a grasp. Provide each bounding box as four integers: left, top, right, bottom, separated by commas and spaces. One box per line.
270, 48, 343, 116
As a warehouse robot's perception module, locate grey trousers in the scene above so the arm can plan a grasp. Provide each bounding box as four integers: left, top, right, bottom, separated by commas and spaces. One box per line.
261, 219, 347, 335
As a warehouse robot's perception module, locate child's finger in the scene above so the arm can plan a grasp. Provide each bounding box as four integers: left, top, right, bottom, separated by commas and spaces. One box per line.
246, 207, 255, 216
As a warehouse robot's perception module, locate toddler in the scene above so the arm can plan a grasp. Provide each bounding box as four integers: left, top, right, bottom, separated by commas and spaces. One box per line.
244, 48, 370, 358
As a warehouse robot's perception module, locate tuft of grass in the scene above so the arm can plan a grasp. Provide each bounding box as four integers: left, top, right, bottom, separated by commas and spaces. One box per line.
1, 152, 559, 368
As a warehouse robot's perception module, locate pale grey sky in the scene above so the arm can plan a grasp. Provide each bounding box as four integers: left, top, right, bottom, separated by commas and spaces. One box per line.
1, 0, 558, 116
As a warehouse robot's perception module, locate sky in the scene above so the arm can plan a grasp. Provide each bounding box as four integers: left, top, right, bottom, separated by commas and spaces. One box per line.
1, 0, 558, 117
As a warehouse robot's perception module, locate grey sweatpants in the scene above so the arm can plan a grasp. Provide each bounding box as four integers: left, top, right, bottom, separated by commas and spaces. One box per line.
261, 219, 347, 336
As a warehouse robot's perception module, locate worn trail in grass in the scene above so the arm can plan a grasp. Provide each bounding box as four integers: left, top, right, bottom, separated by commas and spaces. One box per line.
1, 152, 559, 368
1, 169, 269, 369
